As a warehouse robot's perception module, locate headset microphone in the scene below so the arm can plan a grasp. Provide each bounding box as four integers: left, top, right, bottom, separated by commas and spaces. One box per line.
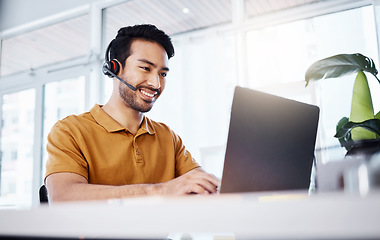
102, 40, 137, 91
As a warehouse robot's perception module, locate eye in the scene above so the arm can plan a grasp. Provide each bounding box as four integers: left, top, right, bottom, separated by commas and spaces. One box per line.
160, 72, 167, 77
140, 66, 150, 72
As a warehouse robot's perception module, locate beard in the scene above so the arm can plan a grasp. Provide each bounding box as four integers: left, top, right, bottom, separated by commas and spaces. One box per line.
118, 82, 157, 113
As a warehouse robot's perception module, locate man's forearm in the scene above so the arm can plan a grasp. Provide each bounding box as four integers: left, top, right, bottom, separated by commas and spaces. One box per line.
46, 168, 219, 202
45, 173, 159, 202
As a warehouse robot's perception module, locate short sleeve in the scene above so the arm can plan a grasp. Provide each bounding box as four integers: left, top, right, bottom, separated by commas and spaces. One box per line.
171, 129, 200, 177
44, 120, 89, 182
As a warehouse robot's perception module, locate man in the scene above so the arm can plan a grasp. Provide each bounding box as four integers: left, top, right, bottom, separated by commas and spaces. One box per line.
45, 24, 219, 202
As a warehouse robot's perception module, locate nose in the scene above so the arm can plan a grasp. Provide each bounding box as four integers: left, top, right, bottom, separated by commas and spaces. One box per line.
147, 73, 161, 89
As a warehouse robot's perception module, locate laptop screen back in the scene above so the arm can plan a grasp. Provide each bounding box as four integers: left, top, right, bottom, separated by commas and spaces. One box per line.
220, 87, 320, 193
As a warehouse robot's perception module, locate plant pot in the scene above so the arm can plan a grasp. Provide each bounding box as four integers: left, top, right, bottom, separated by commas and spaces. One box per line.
345, 139, 380, 159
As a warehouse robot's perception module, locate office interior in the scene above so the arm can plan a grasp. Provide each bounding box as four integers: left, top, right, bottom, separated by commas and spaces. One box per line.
0, 0, 379, 209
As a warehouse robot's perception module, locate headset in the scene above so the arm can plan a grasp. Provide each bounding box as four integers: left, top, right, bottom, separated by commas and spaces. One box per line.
102, 41, 137, 91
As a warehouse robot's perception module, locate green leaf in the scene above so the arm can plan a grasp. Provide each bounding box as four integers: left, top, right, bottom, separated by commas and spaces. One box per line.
350, 71, 376, 140
375, 111, 380, 120
334, 119, 380, 140
335, 117, 354, 150
305, 53, 379, 86
375, 112, 380, 138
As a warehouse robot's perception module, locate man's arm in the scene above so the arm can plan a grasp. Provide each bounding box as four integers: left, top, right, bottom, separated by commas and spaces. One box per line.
45, 168, 219, 202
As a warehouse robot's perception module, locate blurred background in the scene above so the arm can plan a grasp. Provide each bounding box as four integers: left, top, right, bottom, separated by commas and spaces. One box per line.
0, 0, 379, 208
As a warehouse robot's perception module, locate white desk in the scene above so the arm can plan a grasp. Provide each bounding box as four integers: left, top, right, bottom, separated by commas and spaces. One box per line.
0, 191, 379, 239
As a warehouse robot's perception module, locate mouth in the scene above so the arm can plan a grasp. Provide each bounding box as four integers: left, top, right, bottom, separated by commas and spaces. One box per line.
139, 88, 159, 102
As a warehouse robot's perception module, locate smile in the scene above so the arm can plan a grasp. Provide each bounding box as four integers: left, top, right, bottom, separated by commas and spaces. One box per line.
140, 89, 157, 98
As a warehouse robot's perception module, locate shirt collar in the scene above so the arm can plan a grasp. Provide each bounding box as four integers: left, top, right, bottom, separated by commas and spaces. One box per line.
90, 104, 155, 135
139, 116, 155, 135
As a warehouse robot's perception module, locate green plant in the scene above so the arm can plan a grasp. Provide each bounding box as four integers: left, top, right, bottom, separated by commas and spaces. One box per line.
305, 53, 380, 151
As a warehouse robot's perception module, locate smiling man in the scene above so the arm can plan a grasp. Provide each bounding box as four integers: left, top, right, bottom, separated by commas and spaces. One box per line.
44, 24, 219, 202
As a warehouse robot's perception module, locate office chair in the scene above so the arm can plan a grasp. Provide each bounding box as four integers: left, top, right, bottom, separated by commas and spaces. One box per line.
39, 185, 49, 203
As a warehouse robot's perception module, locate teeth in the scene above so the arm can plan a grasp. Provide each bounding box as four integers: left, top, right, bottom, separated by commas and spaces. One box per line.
141, 90, 156, 98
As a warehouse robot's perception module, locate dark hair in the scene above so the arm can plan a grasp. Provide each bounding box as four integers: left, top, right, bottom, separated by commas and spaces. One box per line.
108, 24, 174, 67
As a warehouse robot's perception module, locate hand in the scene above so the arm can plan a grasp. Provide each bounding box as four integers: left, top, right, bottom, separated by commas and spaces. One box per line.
156, 168, 220, 195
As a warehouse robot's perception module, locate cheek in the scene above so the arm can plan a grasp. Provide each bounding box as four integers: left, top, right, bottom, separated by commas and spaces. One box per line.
127, 72, 140, 82
160, 79, 166, 91
121, 69, 139, 82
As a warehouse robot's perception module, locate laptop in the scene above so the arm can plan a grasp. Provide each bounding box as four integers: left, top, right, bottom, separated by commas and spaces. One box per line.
219, 86, 320, 193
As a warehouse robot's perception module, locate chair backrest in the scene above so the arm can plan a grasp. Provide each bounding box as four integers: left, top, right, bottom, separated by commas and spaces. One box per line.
39, 185, 49, 203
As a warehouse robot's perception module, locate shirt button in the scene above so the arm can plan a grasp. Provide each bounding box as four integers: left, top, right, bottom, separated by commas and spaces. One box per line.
136, 150, 140, 155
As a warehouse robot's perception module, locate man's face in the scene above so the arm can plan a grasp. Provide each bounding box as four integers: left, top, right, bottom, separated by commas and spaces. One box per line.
118, 39, 169, 113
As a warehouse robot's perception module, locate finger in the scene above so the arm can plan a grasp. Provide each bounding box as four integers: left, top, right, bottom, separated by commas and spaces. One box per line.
206, 174, 220, 187
192, 169, 220, 187
186, 184, 207, 195
193, 173, 220, 191
198, 180, 218, 193
199, 172, 219, 187
188, 178, 218, 194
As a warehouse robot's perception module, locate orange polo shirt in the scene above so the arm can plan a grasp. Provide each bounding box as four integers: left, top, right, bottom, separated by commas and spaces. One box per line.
45, 104, 199, 185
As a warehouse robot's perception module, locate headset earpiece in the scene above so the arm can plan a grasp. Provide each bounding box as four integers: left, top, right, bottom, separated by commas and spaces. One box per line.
102, 60, 120, 77
102, 40, 120, 78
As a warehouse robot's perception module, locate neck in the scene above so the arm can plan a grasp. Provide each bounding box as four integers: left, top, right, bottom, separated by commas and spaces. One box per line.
102, 95, 144, 135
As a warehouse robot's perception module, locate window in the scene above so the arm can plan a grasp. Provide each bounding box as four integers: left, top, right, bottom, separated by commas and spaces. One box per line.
0, 89, 35, 208
246, 6, 379, 162
41, 76, 86, 182
0, 12, 89, 207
